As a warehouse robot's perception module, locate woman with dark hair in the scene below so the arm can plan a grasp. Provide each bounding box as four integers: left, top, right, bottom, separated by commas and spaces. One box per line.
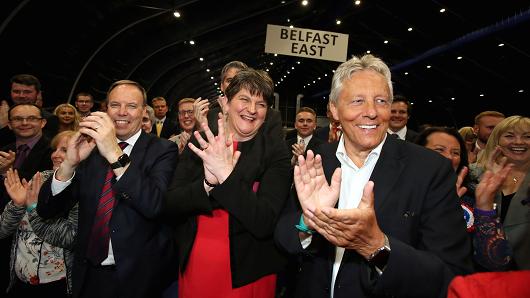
164, 69, 291, 298
416, 126, 470, 197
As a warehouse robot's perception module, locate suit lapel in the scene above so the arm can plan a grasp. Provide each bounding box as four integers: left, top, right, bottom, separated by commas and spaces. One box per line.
370, 137, 407, 211
503, 171, 530, 227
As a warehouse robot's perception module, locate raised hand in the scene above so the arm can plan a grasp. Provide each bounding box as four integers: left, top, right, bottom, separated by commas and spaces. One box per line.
475, 161, 513, 210
0, 100, 9, 128
308, 181, 386, 258
25, 171, 43, 207
0, 150, 16, 174
456, 166, 469, 197
294, 150, 341, 229
188, 113, 241, 186
290, 143, 305, 166
78, 111, 122, 163
4, 168, 28, 207
193, 97, 210, 130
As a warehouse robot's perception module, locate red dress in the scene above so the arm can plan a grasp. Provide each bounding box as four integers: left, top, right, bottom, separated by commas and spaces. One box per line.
179, 142, 276, 298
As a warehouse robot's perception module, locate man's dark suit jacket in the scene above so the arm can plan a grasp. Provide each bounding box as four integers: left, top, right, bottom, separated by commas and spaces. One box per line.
285, 135, 324, 162
158, 117, 180, 139
0, 135, 53, 292
37, 131, 178, 298
314, 125, 330, 143
275, 136, 473, 298
405, 127, 419, 142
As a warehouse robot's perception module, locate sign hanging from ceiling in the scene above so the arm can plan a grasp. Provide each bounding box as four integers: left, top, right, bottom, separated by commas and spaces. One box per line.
265, 24, 349, 62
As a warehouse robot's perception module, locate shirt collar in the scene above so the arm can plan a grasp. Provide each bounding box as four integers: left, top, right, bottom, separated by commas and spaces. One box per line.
118, 129, 142, 149
388, 126, 407, 140
336, 134, 386, 170
16, 134, 42, 150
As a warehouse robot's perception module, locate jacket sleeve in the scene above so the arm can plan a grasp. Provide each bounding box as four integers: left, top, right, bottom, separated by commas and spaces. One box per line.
0, 201, 25, 239
28, 203, 78, 249
112, 140, 179, 219
163, 145, 214, 224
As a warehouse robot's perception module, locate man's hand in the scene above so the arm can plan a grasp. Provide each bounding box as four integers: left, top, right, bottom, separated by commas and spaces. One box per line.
0, 150, 16, 174
307, 181, 386, 259
294, 150, 341, 229
78, 112, 122, 164
290, 143, 305, 166
56, 131, 96, 181
193, 97, 209, 130
0, 100, 9, 128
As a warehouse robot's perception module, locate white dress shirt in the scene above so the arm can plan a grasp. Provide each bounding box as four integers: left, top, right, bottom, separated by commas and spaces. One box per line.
330, 135, 385, 298
387, 126, 407, 140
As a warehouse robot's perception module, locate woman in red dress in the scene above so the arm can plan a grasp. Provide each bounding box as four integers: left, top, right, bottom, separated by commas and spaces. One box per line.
165, 68, 292, 298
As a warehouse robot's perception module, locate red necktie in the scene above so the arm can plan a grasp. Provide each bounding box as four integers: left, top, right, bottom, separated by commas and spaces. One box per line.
87, 141, 128, 264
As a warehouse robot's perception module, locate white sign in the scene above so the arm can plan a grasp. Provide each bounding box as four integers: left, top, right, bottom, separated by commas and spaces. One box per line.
265, 24, 348, 62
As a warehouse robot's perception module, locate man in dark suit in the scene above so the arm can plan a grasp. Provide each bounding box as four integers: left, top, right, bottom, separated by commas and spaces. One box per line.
0, 103, 53, 292
152, 96, 179, 139
0, 74, 58, 147
37, 80, 178, 298
314, 102, 342, 143
286, 107, 324, 166
275, 55, 472, 298
387, 95, 418, 142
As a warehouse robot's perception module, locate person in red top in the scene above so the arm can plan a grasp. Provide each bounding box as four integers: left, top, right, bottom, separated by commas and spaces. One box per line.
164, 68, 291, 298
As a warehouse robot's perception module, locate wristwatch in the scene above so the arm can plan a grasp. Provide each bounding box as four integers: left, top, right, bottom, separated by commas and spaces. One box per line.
367, 234, 391, 270
110, 153, 131, 169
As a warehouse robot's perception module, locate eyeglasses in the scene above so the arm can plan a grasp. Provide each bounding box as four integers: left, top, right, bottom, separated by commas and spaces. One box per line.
10, 116, 43, 124
178, 110, 194, 116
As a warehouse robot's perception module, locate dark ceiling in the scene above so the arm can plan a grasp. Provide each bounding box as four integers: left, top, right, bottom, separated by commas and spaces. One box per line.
1, 0, 529, 128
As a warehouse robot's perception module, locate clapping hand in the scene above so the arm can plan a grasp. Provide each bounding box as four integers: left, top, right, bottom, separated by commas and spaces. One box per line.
294, 150, 341, 229
307, 181, 386, 259
188, 113, 241, 187
4, 168, 28, 207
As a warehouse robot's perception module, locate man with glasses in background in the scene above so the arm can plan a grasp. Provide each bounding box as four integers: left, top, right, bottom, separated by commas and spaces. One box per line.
0, 103, 53, 292
169, 98, 196, 154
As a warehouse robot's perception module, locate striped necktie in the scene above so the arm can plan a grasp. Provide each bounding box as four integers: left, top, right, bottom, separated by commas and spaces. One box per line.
86, 141, 128, 265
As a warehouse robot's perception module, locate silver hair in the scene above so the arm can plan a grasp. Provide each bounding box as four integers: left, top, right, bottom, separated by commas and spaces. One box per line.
145, 105, 156, 124
329, 54, 393, 104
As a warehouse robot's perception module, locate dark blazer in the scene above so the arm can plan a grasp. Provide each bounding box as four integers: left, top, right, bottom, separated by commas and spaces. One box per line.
37, 131, 178, 298
314, 126, 330, 143
164, 123, 292, 288
275, 136, 473, 298
158, 117, 180, 139
1, 136, 53, 182
405, 127, 419, 142
285, 135, 324, 162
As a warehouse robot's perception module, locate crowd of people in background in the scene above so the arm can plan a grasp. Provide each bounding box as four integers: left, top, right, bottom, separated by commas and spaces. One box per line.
0, 55, 528, 298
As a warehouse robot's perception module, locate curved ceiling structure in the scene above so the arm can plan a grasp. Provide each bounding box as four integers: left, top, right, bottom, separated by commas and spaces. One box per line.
1, 0, 529, 127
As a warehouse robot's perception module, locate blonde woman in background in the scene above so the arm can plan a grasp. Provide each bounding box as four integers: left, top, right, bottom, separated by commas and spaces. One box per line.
459, 126, 478, 163
472, 115, 530, 270
53, 103, 79, 132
